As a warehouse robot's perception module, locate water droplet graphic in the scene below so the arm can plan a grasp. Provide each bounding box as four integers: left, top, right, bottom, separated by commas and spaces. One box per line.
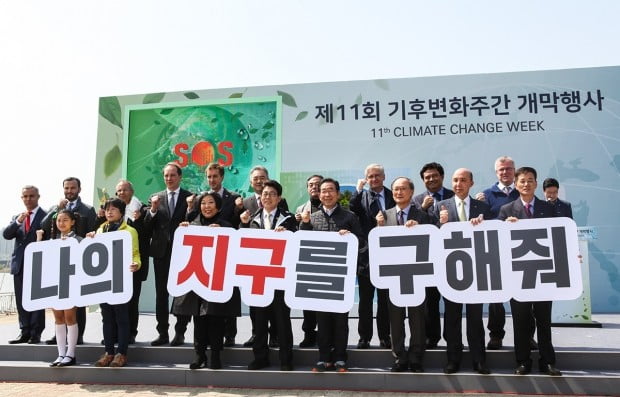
254, 142, 264, 150
257, 155, 267, 162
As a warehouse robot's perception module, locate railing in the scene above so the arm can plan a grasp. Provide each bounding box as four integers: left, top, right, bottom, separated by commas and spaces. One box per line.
0, 292, 16, 314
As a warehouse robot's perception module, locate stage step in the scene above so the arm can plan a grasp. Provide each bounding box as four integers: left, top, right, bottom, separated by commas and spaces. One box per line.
0, 344, 619, 395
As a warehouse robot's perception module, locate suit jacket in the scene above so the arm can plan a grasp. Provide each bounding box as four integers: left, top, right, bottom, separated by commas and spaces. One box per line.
412, 187, 455, 222
3, 208, 46, 275
349, 187, 396, 235
242, 194, 289, 217
436, 196, 492, 225
482, 183, 520, 219
242, 208, 297, 232
383, 204, 432, 227
187, 188, 242, 228
144, 188, 192, 258
40, 197, 97, 239
497, 196, 555, 221
549, 198, 573, 219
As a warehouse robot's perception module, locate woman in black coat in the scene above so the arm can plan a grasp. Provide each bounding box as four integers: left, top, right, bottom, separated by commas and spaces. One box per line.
172, 192, 241, 369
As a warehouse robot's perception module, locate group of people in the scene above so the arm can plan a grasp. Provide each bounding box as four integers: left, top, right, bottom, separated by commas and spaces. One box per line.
3, 155, 573, 376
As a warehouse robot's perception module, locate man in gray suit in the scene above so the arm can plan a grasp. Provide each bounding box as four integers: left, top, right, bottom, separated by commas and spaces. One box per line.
3, 186, 47, 344
437, 168, 492, 374
375, 177, 431, 372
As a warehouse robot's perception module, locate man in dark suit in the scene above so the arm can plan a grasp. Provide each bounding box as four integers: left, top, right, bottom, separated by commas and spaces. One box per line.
437, 168, 492, 375
349, 163, 394, 349
475, 156, 520, 350
144, 162, 193, 346
240, 165, 287, 347
294, 174, 323, 348
543, 178, 573, 219
375, 177, 430, 372
412, 162, 454, 349
3, 185, 47, 344
498, 166, 562, 376
40, 176, 97, 345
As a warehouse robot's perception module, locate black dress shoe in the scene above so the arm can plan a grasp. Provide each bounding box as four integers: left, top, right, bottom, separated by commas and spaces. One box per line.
514, 363, 531, 375
268, 336, 279, 348
530, 338, 539, 350
299, 334, 316, 348
243, 335, 255, 347
209, 351, 222, 369
409, 362, 424, 373
58, 356, 76, 367
45, 336, 57, 345
443, 361, 460, 374
486, 337, 502, 350
391, 362, 408, 372
473, 362, 491, 375
189, 354, 208, 369
27, 336, 41, 344
223, 337, 235, 347
540, 364, 562, 376
379, 338, 392, 349
170, 334, 185, 346
248, 360, 270, 370
280, 363, 293, 371
9, 334, 30, 344
150, 335, 169, 346
356, 339, 370, 349
425, 338, 439, 349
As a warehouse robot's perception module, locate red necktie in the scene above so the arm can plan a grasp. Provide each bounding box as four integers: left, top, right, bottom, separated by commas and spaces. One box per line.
25, 211, 32, 233
525, 203, 532, 218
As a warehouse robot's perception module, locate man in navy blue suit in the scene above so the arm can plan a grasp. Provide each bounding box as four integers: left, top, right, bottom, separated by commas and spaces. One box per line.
3, 185, 47, 344
543, 178, 573, 219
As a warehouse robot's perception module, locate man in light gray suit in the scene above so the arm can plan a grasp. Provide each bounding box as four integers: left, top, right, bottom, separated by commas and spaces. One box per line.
375, 177, 431, 372
437, 168, 492, 375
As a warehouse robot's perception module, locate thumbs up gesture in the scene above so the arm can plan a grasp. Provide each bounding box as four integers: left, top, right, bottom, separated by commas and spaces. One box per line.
439, 205, 448, 224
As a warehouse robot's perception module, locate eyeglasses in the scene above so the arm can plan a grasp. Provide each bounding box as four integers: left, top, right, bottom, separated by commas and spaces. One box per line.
261, 191, 278, 197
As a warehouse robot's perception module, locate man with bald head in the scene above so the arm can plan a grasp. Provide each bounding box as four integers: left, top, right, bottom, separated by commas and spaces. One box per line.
437, 168, 492, 374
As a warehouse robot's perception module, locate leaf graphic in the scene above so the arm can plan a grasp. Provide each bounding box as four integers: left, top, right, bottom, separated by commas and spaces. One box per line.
184, 92, 200, 99
277, 90, 297, 107
211, 118, 218, 123
231, 112, 244, 120
229, 92, 243, 98
242, 140, 248, 154
263, 120, 274, 130
160, 108, 173, 115
99, 96, 123, 129
262, 131, 270, 139
374, 80, 390, 91
295, 111, 308, 121
145, 177, 153, 186
142, 92, 166, 104
104, 145, 122, 177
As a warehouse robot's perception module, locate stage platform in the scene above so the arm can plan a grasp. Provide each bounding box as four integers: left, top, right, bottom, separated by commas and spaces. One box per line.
1, 312, 619, 395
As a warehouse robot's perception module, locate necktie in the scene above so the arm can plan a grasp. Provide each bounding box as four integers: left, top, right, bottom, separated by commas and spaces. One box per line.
257, 195, 263, 209
524, 203, 533, 218
503, 186, 512, 195
67, 202, 74, 211
168, 191, 176, 214
397, 210, 404, 225
433, 192, 441, 202
264, 212, 272, 230
458, 200, 467, 222
25, 211, 32, 233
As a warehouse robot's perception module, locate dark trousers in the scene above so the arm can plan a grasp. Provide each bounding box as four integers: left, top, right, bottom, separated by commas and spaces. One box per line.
248, 306, 276, 339
101, 303, 129, 355
443, 300, 485, 364
388, 301, 425, 365
128, 276, 143, 338
357, 274, 390, 341
424, 286, 442, 344
316, 311, 349, 363
487, 302, 506, 339
510, 299, 555, 368
13, 273, 45, 338
253, 291, 293, 365
194, 314, 225, 356
153, 252, 190, 336
302, 310, 317, 335
77, 306, 86, 340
